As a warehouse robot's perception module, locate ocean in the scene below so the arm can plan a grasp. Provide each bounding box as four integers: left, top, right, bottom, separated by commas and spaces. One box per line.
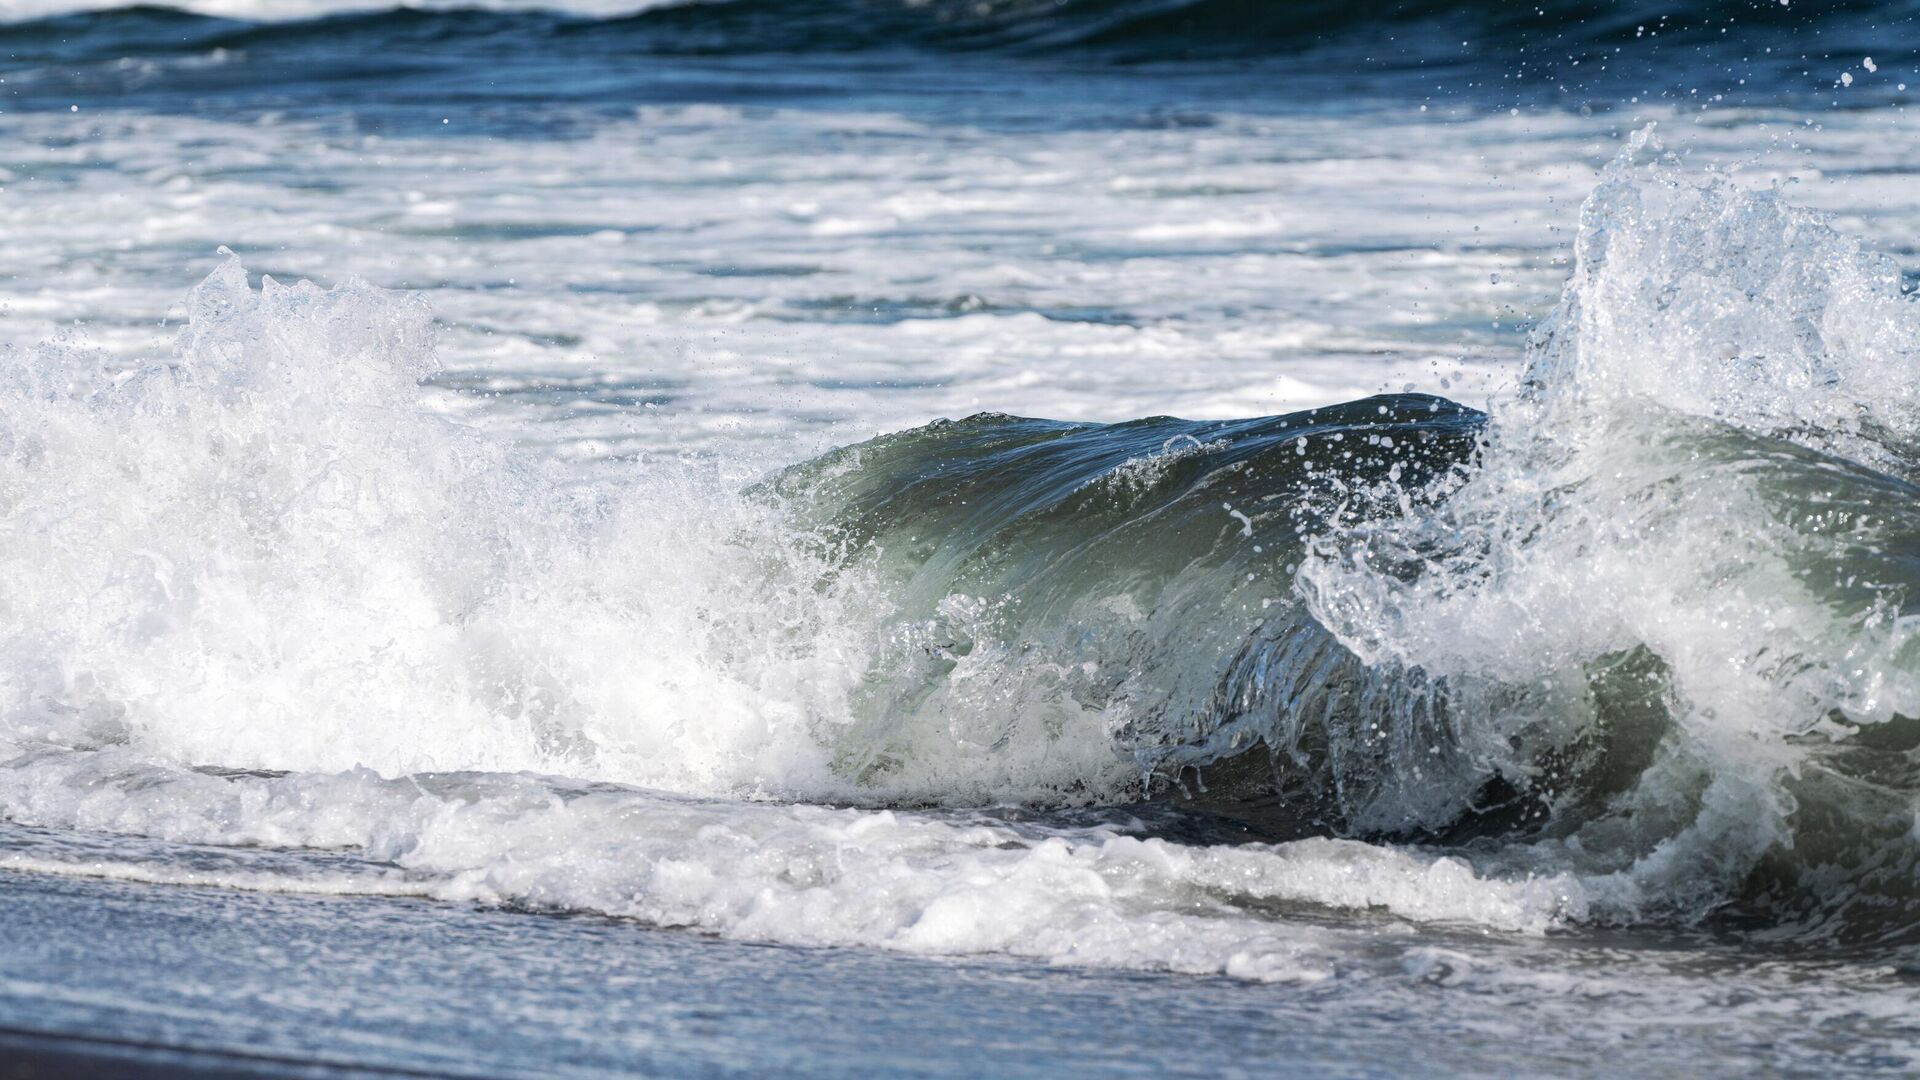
3, 1, 1920, 1074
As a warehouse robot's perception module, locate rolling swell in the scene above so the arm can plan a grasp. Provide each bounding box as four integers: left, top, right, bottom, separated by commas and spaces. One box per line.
7, 0, 1914, 63
9, 0, 1912, 123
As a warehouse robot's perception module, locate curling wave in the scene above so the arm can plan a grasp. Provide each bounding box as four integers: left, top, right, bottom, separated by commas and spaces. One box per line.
735, 126, 1920, 937
2, 128, 1920, 963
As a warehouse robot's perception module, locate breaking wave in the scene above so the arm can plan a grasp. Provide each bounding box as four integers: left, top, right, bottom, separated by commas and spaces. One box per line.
3, 127, 1920, 972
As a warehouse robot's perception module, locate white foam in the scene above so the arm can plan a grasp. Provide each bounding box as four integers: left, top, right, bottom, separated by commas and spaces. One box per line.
1301, 127, 1920, 921
0, 242, 1589, 966
0, 749, 1582, 980
0, 258, 882, 797
0, 105, 1603, 456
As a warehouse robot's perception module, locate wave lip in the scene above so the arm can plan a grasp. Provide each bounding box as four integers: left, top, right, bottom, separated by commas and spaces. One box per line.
766, 396, 1486, 813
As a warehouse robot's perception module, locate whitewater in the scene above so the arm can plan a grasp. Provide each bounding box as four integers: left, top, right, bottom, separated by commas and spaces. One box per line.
4, 1, 1920, 1074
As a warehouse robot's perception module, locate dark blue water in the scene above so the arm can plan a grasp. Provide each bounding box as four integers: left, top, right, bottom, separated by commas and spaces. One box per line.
4, 0, 1916, 135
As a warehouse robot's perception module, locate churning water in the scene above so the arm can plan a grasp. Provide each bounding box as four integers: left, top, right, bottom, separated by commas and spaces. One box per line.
4, 1, 1920, 1074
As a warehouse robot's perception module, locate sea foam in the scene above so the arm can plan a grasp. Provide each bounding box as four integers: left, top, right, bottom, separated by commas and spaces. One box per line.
0, 256, 877, 796
1303, 128, 1920, 924
3, 130, 1920, 970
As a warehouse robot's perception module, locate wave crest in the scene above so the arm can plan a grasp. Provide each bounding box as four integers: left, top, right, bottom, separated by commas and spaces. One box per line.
1303, 127, 1920, 931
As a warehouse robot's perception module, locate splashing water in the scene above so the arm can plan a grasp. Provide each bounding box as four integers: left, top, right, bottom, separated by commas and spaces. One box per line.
1303, 127, 1920, 934
0, 256, 887, 796
2, 128, 1920, 981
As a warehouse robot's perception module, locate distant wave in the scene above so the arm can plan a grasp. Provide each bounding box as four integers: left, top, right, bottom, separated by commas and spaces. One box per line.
6, 0, 1915, 63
